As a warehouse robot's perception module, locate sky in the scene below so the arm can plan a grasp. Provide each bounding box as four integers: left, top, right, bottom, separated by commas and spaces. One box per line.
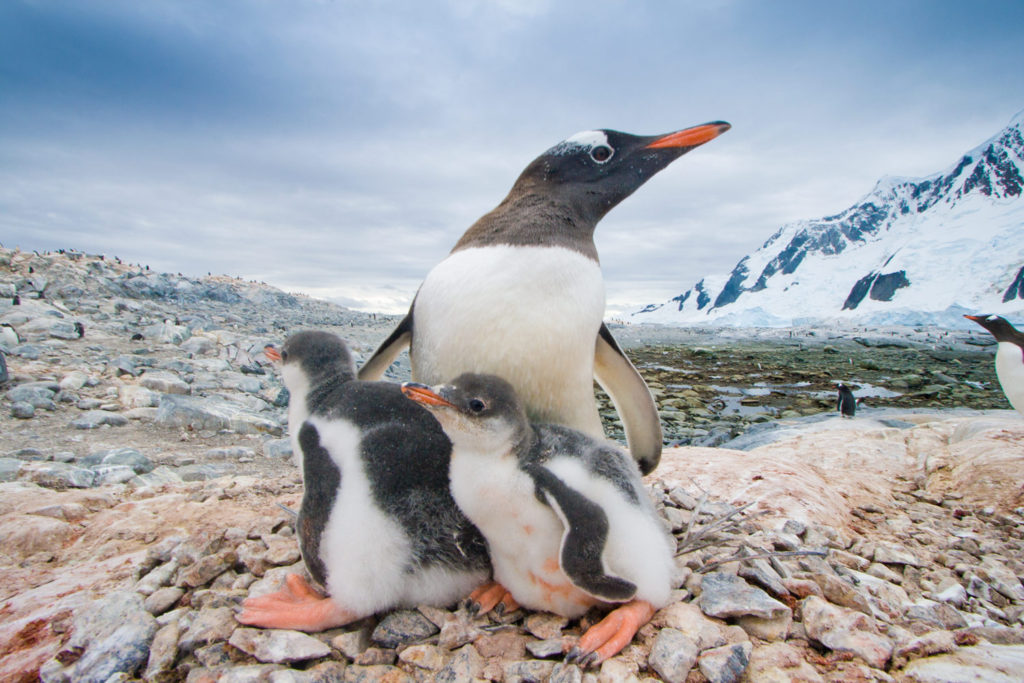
2, 1, 1023, 317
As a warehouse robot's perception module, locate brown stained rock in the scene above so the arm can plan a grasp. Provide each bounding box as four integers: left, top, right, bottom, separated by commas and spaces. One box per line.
801, 596, 893, 669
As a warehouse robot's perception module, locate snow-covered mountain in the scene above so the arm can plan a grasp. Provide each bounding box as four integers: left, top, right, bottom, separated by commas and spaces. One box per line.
635, 111, 1024, 328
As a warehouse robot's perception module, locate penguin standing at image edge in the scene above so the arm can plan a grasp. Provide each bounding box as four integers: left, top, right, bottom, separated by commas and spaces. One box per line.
402, 372, 675, 666
360, 121, 732, 476
964, 314, 1024, 416
238, 331, 490, 631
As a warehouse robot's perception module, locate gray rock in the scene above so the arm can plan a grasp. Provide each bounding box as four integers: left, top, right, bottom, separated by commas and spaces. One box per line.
874, 540, 922, 566
698, 642, 753, 683
181, 335, 217, 355
502, 660, 556, 683
178, 606, 238, 653
130, 465, 185, 488
7, 383, 56, 407
140, 370, 190, 394
229, 627, 332, 664
219, 664, 287, 682
371, 609, 439, 648
40, 591, 157, 683
649, 628, 699, 683
143, 621, 181, 681
263, 438, 292, 459
11, 401, 35, 418
206, 446, 258, 459
898, 643, 1024, 682
92, 465, 137, 486
800, 595, 893, 669
155, 394, 282, 435
526, 638, 566, 659
119, 384, 159, 408
342, 664, 415, 682
144, 586, 185, 615
178, 462, 239, 481
0, 457, 23, 481
92, 446, 154, 474
25, 461, 96, 488
70, 410, 129, 429
699, 571, 791, 620
548, 662, 584, 683
434, 644, 485, 683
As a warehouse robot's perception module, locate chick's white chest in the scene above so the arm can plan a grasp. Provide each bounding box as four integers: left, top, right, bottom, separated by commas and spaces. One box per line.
448, 449, 595, 617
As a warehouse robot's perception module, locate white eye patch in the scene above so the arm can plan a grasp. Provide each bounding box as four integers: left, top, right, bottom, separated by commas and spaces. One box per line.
548, 130, 612, 159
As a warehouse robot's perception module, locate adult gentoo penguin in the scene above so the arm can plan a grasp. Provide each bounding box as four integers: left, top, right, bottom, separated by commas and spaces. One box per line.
964, 314, 1024, 415
239, 331, 490, 631
837, 383, 857, 418
402, 373, 674, 666
360, 122, 731, 475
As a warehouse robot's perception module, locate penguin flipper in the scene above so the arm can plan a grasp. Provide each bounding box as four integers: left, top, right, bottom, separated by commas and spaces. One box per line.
594, 324, 662, 475
530, 467, 637, 603
358, 308, 413, 380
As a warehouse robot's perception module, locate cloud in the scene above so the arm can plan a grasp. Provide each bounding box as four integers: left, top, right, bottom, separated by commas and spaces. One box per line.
1, 0, 1023, 315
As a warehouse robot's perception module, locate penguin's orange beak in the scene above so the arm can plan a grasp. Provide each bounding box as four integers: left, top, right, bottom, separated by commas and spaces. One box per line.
963, 315, 984, 322
401, 382, 456, 408
646, 121, 731, 149
264, 345, 282, 362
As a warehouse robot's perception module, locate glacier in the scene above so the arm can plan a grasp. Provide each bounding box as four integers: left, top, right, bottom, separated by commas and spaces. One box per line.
635, 110, 1024, 328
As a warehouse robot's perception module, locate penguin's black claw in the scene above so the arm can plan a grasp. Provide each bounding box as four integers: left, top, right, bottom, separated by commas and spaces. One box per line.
493, 602, 506, 616
565, 648, 599, 669
463, 599, 481, 616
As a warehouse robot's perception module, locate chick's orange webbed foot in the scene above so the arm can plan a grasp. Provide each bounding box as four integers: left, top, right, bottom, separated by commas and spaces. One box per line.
237, 573, 356, 632
464, 580, 518, 615
566, 600, 656, 667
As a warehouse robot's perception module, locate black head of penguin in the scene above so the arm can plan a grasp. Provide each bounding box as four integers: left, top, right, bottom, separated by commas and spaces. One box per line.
964, 314, 1024, 344
402, 373, 534, 455
453, 122, 731, 259
276, 330, 358, 386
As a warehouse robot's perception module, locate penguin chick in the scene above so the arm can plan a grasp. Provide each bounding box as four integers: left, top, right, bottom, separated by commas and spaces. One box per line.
402, 373, 674, 666
240, 331, 490, 631
964, 314, 1024, 415
837, 384, 857, 418
362, 122, 732, 476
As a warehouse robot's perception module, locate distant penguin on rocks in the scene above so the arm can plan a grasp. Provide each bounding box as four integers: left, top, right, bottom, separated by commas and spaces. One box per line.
402, 373, 674, 666
360, 122, 732, 476
239, 331, 489, 631
964, 314, 1024, 415
837, 384, 857, 418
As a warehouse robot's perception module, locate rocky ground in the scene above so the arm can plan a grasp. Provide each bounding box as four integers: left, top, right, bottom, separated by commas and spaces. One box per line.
1, 246, 1023, 682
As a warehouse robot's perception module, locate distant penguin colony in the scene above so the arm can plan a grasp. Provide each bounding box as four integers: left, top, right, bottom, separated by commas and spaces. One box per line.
402, 373, 674, 666
359, 122, 731, 476
238, 331, 489, 631
837, 383, 857, 418
964, 314, 1024, 415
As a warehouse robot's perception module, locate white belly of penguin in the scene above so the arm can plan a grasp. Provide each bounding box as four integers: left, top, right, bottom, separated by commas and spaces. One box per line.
995, 341, 1024, 414
413, 246, 606, 436
448, 448, 596, 617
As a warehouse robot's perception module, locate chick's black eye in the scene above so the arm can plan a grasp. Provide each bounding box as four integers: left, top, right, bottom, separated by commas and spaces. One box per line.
280, 350, 289, 361
590, 145, 613, 163
468, 399, 486, 413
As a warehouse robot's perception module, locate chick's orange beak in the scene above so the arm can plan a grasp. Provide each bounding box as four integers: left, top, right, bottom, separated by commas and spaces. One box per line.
401, 382, 455, 408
